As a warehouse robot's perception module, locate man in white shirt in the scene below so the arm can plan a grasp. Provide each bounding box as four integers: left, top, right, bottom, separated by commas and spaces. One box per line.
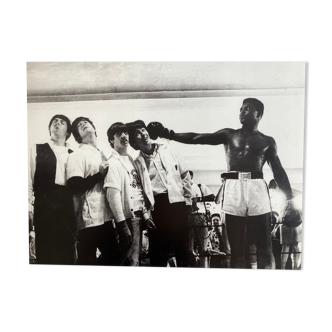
66, 117, 116, 265
189, 170, 215, 267
268, 179, 302, 269
28, 114, 76, 264
104, 122, 156, 266
127, 120, 192, 267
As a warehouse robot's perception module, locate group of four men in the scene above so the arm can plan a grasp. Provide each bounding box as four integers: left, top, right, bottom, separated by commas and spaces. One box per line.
29, 98, 298, 268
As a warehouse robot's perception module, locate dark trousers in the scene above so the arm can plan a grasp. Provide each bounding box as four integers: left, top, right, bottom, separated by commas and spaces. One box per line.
226, 213, 272, 269
34, 187, 76, 265
150, 194, 189, 267
77, 221, 120, 265
35, 226, 74, 265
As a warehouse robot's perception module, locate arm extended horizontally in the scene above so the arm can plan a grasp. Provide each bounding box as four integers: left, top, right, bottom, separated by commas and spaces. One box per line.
67, 174, 103, 194
172, 129, 228, 145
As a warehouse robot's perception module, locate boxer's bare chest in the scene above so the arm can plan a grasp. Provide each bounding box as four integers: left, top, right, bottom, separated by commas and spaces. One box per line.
224, 130, 270, 171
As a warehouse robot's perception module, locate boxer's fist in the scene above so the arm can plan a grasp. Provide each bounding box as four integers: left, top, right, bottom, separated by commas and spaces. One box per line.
282, 201, 302, 228
147, 122, 167, 140
147, 122, 173, 140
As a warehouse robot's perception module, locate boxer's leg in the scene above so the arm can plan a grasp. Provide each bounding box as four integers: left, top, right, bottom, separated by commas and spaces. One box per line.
248, 244, 258, 269
247, 213, 272, 269
225, 214, 246, 268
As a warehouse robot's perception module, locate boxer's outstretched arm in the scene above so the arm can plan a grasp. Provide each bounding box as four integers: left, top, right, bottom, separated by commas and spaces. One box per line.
173, 129, 228, 145
147, 122, 229, 144
266, 137, 293, 200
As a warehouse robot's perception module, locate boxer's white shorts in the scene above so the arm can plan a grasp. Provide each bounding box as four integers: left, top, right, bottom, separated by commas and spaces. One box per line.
221, 179, 271, 217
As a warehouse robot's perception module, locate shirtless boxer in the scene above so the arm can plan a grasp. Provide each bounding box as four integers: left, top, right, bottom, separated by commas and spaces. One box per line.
147, 98, 297, 269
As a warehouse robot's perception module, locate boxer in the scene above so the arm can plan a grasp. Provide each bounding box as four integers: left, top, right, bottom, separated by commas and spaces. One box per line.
147, 98, 300, 269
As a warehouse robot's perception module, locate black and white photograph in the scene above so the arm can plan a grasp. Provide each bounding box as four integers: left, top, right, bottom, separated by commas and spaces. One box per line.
27, 62, 304, 270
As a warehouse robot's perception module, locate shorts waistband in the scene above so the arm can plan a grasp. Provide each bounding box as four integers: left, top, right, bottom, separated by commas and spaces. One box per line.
221, 171, 263, 180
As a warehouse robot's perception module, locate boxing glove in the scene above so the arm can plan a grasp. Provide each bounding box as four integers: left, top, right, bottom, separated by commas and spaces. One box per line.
147, 122, 174, 140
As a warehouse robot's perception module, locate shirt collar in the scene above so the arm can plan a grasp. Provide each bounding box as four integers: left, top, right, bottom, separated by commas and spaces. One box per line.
110, 148, 129, 160
140, 143, 163, 160
78, 143, 100, 152
49, 139, 70, 148
79, 143, 107, 161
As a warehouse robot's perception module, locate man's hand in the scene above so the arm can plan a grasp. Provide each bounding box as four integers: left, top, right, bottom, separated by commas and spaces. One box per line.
116, 220, 132, 247
99, 161, 109, 177
145, 218, 156, 230
29, 211, 34, 232
147, 122, 174, 140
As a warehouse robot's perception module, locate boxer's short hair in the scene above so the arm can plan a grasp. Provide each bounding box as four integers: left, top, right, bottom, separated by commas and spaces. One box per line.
243, 98, 264, 118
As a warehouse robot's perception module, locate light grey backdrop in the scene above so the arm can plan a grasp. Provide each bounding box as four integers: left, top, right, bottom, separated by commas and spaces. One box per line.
27, 62, 305, 197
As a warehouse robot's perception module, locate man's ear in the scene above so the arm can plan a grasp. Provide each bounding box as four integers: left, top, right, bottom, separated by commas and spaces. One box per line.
109, 138, 114, 147
255, 108, 262, 120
